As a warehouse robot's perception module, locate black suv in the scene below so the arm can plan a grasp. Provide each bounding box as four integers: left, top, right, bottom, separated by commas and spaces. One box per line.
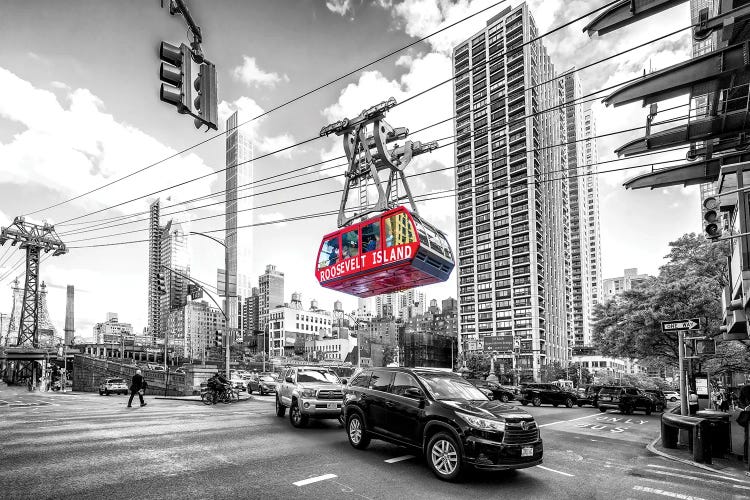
342, 368, 543, 482
597, 386, 654, 415
519, 383, 577, 408
576, 385, 616, 408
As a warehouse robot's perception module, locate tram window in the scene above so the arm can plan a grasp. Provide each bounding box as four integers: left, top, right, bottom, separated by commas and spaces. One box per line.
384, 212, 416, 247
342, 229, 359, 259
362, 222, 380, 253
425, 225, 448, 256
318, 237, 340, 269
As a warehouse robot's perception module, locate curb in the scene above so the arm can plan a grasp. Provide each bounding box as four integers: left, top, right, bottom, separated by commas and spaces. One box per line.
646, 435, 749, 478
154, 396, 259, 403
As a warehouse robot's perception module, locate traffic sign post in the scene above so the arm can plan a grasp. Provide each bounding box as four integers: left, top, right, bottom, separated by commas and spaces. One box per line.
662, 318, 701, 418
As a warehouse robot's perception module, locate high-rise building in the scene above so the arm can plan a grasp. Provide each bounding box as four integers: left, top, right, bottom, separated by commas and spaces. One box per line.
452, 3, 573, 381
259, 264, 284, 331
169, 300, 226, 361
222, 111, 254, 337
159, 220, 190, 338
375, 290, 425, 320
243, 287, 261, 335
602, 268, 651, 301
93, 313, 134, 344
442, 297, 457, 315
147, 200, 161, 343
563, 69, 602, 347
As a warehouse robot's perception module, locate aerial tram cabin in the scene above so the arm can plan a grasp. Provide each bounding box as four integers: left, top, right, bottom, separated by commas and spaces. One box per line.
315, 97, 455, 298
315, 206, 454, 298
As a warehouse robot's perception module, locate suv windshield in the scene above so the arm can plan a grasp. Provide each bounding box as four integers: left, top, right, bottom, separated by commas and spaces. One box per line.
108, 379, 125, 384
259, 376, 275, 382
297, 370, 339, 384
417, 372, 488, 401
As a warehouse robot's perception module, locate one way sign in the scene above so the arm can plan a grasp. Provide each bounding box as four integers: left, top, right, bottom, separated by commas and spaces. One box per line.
661, 318, 701, 331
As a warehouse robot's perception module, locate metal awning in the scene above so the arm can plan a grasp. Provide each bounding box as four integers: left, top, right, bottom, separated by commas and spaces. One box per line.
624, 153, 750, 189
604, 42, 750, 107
615, 111, 750, 156
584, 0, 687, 36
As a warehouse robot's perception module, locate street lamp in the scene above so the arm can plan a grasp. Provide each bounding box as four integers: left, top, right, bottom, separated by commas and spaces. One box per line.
189, 231, 233, 379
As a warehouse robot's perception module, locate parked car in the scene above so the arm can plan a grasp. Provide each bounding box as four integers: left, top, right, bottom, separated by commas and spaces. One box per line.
229, 375, 246, 392
663, 391, 680, 402
576, 385, 617, 407
275, 366, 345, 427
465, 379, 516, 403
99, 378, 129, 396
247, 373, 278, 395
343, 367, 543, 482
643, 389, 667, 412
477, 386, 495, 400
597, 386, 655, 414
519, 383, 577, 408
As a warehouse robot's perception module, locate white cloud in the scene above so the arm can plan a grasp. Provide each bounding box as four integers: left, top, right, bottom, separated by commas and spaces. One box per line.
0, 67, 216, 217
231, 56, 289, 88
50, 80, 69, 90
326, 0, 353, 17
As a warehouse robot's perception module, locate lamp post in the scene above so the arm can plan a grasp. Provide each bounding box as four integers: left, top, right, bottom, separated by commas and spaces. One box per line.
189, 231, 233, 379
161, 263, 229, 378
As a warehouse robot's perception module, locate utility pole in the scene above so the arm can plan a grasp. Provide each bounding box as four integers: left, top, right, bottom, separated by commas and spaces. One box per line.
678, 331, 688, 416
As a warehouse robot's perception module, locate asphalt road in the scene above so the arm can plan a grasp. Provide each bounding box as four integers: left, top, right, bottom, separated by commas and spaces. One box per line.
1, 387, 749, 500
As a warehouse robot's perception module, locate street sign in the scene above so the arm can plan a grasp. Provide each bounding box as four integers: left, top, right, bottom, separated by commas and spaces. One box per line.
660, 318, 701, 331
483, 335, 514, 352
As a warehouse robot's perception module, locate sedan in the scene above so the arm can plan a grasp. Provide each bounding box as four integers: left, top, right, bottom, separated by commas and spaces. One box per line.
99, 378, 129, 396
663, 391, 679, 402
247, 374, 278, 395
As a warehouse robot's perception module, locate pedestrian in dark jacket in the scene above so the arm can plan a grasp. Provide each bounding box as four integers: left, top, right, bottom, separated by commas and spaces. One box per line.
127, 369, 147, 408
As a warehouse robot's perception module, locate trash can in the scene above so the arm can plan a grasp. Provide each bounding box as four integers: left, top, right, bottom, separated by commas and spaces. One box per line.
696, 410, 732, 456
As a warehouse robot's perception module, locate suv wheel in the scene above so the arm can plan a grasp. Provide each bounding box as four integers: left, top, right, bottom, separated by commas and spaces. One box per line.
620, 405, 632, 415
289, 399, 309, 428
500, 394, 509, 403
598, 407, 607, 413
564, 398, 574, 408
532, 396, 542, 407
645, 404, 652, 416
520, 401, 528, 406
427, 432, 463, 482
347, 412, 370, 450
247, 386, 253, 395
105, 389, 110, 396
275, 396, 286, 417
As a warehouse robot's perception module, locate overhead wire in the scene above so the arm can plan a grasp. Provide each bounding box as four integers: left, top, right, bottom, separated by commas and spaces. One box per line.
23, 0, 517, 218
49, 0, 627, 227
64, 139, 695, 249
57, 51, 691, 239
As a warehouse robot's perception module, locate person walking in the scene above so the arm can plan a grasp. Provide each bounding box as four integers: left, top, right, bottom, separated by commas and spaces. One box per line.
127, 369, 147, 408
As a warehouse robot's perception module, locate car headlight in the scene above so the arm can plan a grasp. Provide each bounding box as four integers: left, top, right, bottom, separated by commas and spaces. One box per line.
456, 412, 506, 432
300, 389, 316, 398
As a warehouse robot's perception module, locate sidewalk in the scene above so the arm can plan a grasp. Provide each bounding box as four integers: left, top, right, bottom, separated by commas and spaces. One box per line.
647, 408, 749, 479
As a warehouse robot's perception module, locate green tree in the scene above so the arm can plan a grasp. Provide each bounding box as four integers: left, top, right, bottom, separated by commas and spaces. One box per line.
382, 345, 397, 366
592, 233, 731, 367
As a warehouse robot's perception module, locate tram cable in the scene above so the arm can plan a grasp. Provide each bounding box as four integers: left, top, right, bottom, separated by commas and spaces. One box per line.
22, 0, 519, 219
49, 0, 628, 227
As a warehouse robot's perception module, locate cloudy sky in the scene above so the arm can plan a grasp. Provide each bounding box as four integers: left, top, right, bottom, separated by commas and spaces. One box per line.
0, 0, 699, 339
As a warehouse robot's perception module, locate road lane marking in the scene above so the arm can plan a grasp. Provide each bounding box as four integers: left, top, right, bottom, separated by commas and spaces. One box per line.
384, 455, 415, 463
632, 485, 705, 500
293, 474, 338, 486
643, 469, 750, 491
536, 465, 574, 477
538, 414, 598, 428
646, 464, 748, 484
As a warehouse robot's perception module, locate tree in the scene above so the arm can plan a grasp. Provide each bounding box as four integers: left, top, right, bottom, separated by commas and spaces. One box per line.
382, 345, 397, 366
592, 233, 731, 367
460, 353, 491, 378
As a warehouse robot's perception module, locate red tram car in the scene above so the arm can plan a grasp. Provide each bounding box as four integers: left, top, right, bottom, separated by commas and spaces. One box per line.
315, 206, 454, 298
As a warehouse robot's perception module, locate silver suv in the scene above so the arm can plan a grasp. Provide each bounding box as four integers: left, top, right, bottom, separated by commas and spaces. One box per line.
275, 366, 345, 428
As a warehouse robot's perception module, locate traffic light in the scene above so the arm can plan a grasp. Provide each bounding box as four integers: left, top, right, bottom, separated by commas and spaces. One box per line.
159, 41, 192, 114
702, 195, 723, 240
193, 60, 218, 131
156, 272, 167, 296
214, 330, 223, 348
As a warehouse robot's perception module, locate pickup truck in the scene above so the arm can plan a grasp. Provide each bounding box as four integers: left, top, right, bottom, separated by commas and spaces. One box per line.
275, 366, 346, 428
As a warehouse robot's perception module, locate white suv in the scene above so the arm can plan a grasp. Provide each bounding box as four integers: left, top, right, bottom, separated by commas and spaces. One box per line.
275, 366, 345, 428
